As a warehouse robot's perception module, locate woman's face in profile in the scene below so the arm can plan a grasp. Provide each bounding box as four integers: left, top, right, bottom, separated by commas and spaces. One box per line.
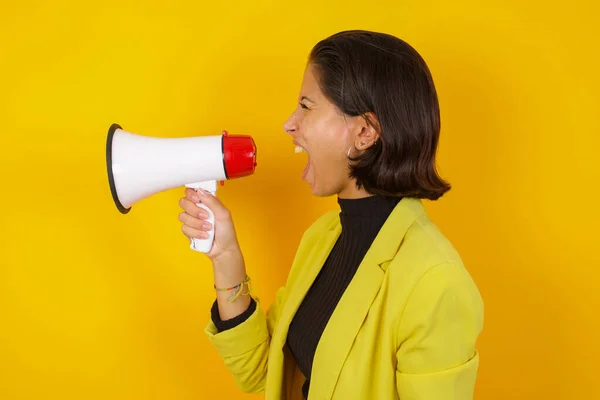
283, 64, 364, 198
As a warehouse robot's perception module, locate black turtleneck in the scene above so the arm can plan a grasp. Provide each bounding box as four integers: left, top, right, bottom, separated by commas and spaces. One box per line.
211, 195, 401, 399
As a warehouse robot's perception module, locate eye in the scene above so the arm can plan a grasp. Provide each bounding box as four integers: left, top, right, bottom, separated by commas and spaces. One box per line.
299, 102, 309, 110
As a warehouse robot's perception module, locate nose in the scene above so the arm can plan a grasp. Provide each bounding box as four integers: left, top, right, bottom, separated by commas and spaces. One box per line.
283, 112, 299, 136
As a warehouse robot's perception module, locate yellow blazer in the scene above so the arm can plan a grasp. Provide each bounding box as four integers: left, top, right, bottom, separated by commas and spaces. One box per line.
205, 197, 484, 399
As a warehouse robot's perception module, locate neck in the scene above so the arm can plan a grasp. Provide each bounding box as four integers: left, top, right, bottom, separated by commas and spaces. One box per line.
337, 183, 373, 199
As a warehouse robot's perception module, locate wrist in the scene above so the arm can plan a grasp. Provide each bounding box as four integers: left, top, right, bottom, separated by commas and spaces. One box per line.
212, 245, 243, 269
212, 247, 246, 287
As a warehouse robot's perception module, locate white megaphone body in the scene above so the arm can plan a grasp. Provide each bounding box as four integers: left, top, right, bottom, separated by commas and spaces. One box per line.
106, 123, 257, 253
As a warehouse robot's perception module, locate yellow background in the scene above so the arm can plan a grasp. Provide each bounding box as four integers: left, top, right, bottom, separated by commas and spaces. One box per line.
1, 1, 599, 399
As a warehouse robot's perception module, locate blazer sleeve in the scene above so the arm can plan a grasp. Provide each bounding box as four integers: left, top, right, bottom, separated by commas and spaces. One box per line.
203, 209, 338, 394
204, 285, 286, 394
395, 261, 484, 400
211, 297, 257, 332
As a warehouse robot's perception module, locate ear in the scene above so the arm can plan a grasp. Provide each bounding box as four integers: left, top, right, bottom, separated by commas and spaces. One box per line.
353, 112, 381, 151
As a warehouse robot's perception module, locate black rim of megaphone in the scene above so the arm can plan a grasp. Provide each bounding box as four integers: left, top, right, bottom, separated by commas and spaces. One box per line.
106, 123, 131, 214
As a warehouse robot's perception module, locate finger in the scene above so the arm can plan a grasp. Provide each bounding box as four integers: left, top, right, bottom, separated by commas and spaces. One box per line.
178, 211, 212, 231
179, 197, 210, 219
195, 190, 231, 220
181, 224, 208, 240
185, 187, 199, 202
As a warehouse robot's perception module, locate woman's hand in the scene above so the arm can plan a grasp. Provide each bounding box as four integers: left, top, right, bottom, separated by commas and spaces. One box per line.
178, 187, 241, 262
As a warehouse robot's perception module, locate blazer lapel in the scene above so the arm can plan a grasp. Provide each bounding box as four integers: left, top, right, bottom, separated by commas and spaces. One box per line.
266, 215, 342, 400
308, 198, 427, 399
271, 219, 342, 350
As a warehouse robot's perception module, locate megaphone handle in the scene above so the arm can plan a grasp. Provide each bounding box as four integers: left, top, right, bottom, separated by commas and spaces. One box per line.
185, 181, 217, 253
191, 201, 215, 253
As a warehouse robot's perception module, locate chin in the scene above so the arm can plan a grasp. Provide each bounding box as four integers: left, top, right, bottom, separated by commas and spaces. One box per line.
311, 190, 332, 198
308, 182, 341, 198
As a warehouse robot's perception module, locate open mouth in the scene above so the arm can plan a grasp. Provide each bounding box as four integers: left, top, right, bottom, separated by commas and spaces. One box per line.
293, 142, 310, 180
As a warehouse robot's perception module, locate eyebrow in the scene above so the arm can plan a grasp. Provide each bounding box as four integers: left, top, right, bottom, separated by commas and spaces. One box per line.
300, 96, 315, 103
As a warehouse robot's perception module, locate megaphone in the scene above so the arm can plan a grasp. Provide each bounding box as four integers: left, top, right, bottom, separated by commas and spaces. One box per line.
106, 123, 257, 253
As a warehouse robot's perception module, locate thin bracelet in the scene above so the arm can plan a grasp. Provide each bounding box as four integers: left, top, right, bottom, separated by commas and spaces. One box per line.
214, 275, 252, 302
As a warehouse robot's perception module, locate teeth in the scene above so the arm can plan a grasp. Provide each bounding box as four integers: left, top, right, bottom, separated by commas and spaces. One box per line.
295, 145, 306, 153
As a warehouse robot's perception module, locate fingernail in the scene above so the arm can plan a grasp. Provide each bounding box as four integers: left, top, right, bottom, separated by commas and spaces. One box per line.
200, 231, 208, 239
192, 196, 200, 203
202, 222, 212, 230
199, 211, 207, 218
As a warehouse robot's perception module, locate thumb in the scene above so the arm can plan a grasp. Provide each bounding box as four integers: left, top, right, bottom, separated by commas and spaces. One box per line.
196, 189, 230, 220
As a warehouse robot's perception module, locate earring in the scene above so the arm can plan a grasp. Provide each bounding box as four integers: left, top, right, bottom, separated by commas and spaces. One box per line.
359, 140, 378, 147
348, 140, 378, 157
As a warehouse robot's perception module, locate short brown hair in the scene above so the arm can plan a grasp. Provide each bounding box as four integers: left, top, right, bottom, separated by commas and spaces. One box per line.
309, 30, 451, 200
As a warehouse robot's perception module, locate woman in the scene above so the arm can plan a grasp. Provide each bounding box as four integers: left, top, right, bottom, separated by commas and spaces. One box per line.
178, 30, 484, 400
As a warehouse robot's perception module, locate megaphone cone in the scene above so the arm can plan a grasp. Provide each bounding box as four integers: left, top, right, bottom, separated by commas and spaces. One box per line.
105, 123, 257, 252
